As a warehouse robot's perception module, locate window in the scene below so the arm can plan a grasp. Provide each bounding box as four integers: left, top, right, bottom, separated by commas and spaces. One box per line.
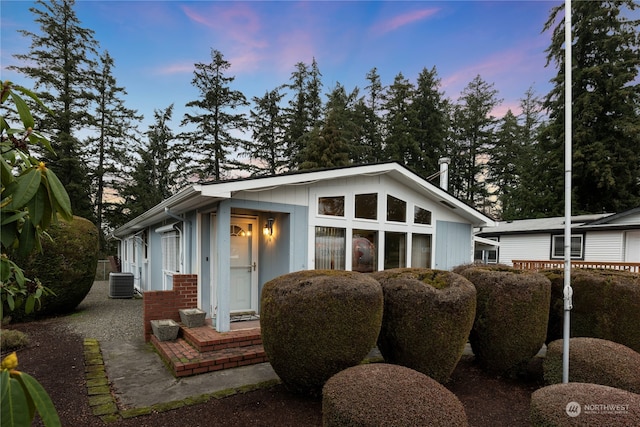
162, 230, 181, 272
414, 206, 432, 225
318, 196, 345, 216
474, 237, 498, 264
353, 230, 377, 272
551, 234, 584, 259
411, 234, 432, 268
387, 195, 406, 222
355, 193, 377, 220
315, 226, 346, 270
384, 232, 406, 269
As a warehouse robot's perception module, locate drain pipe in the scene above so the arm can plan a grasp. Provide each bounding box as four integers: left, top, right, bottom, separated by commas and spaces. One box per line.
438, 157, 450, 191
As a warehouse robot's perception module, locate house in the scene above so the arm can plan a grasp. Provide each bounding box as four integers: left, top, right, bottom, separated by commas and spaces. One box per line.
113, 162, 495, 332
474, 207, 640, 270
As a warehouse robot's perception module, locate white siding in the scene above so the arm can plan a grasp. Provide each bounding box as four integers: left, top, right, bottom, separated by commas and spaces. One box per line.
584, 231, 624, 262
498, 234, 550, 265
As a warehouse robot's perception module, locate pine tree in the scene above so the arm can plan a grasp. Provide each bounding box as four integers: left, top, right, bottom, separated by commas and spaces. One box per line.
245, 88, 288, 176
9, 0, 99, 220
356, 67, 385, 164
488, 109, 520, 219
87, 51, 141, 246
411, 66, 449, 178
180, 49, 248, 181
382, 72, 420, 168
543, 0, 640, 213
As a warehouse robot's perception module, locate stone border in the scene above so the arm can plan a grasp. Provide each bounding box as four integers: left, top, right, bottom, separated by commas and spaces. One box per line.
82, 338, 281, 423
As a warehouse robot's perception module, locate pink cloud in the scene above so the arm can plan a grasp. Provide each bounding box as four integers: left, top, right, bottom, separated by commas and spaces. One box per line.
154, 62, 194, 76
371, 8, 440, 36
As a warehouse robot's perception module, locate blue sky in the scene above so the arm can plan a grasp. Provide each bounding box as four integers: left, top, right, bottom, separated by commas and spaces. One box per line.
1, 0, 561, 131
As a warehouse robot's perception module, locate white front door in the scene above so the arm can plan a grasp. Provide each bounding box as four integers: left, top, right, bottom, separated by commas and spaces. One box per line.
625, 231, 640, 262
229, 217, 259, 313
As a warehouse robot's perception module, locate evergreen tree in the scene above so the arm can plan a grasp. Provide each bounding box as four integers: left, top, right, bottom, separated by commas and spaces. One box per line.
180, 49, 248, 181
355, 67, 385, 164
245, 88, 288, 176
411, 66, 449, 178
10, 0, 99, 220
488, 109, 520, 219
382, 72, 420, 167
543, 0, 640, 214
87, 51, 141, 246
448, 75, 501, 210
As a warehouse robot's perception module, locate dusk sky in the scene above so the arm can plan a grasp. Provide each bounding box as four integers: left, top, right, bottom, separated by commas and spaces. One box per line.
2, 0, 562, 130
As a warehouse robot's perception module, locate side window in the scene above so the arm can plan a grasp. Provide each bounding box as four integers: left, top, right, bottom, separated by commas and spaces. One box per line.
386, 195, 406, 223
414, 206, 432, 225
315, 226, 346, 270
355, 193, 377, 220
551, 235, 584, 259
318, 196, 345, 217
162, 230, 181, 272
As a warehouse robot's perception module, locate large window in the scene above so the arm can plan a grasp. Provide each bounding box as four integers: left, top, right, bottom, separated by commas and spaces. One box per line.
414, 206, 432, 225
386, 195, 406, 222
352, 230, 377, 272
411, 234, 432, 268
161, 230, 181, 272
355, 193, 377, 220
551, 234, 584, 259
318, 196, 345, 216
315, 226, 346, 270
384, 232, 406, 269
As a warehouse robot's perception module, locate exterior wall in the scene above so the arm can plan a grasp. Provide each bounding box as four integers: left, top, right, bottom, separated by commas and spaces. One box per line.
143, 274, 198, 342
434, 221, 472, 269
584, 231, 624, 262
497, 234, 551, 265
626, 231, 640, 262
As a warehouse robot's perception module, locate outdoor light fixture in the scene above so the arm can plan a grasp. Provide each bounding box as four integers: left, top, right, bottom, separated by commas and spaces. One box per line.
263, 217, 275, 236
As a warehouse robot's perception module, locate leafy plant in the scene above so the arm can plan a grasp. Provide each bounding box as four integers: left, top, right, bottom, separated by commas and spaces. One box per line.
1, 352, 61, 427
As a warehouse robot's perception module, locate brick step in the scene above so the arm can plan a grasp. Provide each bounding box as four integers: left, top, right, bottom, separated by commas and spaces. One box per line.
180, 325, 262, 353
151, 335, 267, 377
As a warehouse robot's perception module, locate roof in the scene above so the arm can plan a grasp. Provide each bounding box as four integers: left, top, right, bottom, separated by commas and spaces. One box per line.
477, 207, 640, 237
113, 162, 496, 237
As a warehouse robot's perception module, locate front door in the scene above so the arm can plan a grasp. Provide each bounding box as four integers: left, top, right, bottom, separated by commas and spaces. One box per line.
229, 217, 259, 313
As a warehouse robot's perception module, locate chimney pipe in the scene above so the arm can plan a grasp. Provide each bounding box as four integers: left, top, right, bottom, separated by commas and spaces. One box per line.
438, 157, 450, 191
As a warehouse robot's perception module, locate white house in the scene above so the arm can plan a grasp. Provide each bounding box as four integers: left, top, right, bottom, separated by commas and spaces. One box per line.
113, 162, 495, 332
475, 207, 640, 268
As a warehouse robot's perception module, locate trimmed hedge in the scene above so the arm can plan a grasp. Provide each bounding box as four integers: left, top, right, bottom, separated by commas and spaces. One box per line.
323, 363, 468, 427
456, 264, 551, 376
544, 338, 640, 394
260, 270, 383, 396
531, 383, 640, 426
371, 268, 476, 383
10, 216, 99, 320
542, 268, 640, 353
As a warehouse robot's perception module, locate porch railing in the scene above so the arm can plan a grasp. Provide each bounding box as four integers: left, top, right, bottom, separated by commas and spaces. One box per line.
512, 260, 640, 274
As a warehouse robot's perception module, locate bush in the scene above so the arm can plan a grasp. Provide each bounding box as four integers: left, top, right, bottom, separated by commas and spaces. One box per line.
456, 264, 551, 376
531, 383, 640, 426
260, 270, 383, 396
10, 216, 99, 321
0, 329, 30, 350
371, 268, 476, 383
544, 338, 640, 393
542, 268, 640, 352
323, 363, 468, 427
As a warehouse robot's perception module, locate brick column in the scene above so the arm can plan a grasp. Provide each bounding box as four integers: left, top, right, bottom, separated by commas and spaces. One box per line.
143, 274, 198, 341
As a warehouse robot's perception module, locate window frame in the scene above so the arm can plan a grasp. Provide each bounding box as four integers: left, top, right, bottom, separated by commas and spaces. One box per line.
550, 234, 584, 260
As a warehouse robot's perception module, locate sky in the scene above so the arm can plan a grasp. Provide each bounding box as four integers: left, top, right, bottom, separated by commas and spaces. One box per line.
1, 0, 562, 131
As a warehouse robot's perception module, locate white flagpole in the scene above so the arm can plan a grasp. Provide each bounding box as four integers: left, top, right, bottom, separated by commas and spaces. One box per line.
562, 0, 573, 384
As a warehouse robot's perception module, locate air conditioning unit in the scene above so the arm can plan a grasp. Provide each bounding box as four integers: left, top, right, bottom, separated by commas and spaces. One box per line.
109, 272, 134, 299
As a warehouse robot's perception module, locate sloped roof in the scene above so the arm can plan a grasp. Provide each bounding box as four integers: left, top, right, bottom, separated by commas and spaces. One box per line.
113, 162, 495, 237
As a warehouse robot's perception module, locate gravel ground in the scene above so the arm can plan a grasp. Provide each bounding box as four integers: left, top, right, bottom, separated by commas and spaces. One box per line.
63, 280, 144, 344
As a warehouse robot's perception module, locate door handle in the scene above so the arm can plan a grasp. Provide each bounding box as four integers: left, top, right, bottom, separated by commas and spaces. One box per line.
253, 262, 256, 271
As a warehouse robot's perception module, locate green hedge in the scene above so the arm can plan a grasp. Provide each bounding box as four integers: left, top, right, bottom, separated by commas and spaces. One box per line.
260, 270, 383, 396
542, 268, 640, 352
372, 268, 476, 383
456, 264, 551, 376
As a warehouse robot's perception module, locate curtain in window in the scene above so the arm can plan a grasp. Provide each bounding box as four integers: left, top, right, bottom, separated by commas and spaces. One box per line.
162, 231, 180, 272
315, 226, 346, 270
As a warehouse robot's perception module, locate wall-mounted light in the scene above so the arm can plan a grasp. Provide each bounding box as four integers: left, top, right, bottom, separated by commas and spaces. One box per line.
263, 217, 275, 236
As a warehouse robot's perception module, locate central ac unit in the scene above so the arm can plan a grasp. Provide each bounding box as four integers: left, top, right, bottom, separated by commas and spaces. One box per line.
109, 272, 134, 299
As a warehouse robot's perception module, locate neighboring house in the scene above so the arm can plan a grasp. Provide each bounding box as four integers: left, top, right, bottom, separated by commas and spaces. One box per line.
113, 162, 495, 332
475, 207, 640, 268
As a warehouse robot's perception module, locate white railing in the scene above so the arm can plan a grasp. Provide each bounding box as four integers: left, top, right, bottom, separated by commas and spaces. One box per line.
512, 260, 640, 274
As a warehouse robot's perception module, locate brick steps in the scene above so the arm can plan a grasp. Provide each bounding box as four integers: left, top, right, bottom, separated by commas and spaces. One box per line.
151, 325, 266, 377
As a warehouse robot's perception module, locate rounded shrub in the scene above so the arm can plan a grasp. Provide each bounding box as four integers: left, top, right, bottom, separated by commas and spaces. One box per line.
11, 216, 99, 320
456, 264, 551, 376
260, 270, 383, 396
542, 268, 640, 353
544, 338, 640, 393
531, 383, 640, 426
371, 268, 476, 383
323, 363, 468, 427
